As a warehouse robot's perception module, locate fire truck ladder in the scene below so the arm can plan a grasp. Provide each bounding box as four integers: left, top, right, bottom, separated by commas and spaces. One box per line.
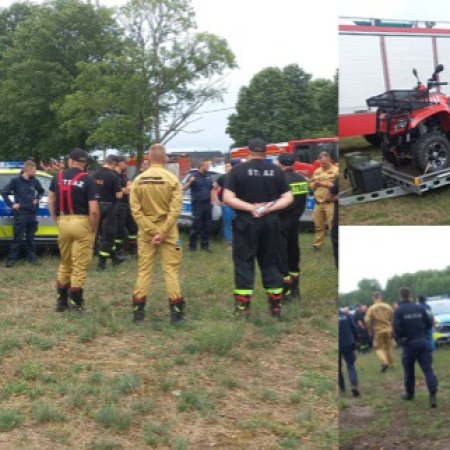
339, 165, 450, 206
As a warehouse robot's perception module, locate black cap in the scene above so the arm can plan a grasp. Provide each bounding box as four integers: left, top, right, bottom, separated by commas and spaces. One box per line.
69, 148, 89, 162
248, 138, 266, 153
278, 153, 295, 166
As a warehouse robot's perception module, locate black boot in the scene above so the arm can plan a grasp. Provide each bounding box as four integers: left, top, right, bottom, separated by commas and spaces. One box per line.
69, 288, 84, 312
97, 256, 107, 271
290, 275, 300, 301
111, 250, 126, 266
132, 297, 146, 324
234, 294, 251, 319
56, 284, 69, 312
169, 298, 185, 324
267, 292, 282, 318
430, 392, 437, 408
282, 277, 293, 304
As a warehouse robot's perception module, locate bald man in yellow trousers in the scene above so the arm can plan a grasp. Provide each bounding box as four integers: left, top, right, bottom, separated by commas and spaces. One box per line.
130, 143, 184, 324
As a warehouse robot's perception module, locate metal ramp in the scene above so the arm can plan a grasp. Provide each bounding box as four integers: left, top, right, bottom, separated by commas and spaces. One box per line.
339, 164, 450, 205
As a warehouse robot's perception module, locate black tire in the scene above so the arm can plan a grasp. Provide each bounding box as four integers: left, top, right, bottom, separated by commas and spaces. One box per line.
412, 132, 450, 172
364, 134, 382, 147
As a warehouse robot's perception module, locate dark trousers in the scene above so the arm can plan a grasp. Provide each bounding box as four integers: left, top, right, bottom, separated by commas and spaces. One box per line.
339, 346, 358, 391
116, 202, 129, 244
232, 214, 283, 290
279, 218, 300, 276
331, 206, 338, 269
402, 338, 438, 396
189, 201, 212, 250
8, 211, 38, 261
97, 202, 118, 257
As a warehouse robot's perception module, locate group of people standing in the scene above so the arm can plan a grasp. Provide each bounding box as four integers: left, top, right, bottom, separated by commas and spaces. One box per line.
339, 289, 439, 408
2, 138, 337, 324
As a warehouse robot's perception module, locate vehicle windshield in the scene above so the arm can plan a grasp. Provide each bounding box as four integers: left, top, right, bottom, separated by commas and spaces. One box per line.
428, 301, 450, 315
0, 173, 52, 195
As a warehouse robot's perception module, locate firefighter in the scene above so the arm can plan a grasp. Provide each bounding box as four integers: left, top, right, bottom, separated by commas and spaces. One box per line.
1, 160, 45, 267
394, 287, 438, 407
130, 143, 184, 324
309, 151, 338, 251
93, 155, 125, 270
365, 292, 395, 372
48, 148, 100, 311
114, 155, 132, 257
183, 159, 214, 252
277, 153, 308, 302
223, 138, 293, 318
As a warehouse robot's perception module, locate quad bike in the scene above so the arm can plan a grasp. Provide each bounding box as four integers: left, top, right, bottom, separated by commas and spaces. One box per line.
366, 64, 450, 173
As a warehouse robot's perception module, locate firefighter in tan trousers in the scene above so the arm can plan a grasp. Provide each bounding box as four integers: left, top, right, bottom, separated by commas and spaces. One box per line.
130, 143, 184, 324
48, 148, 100, 312
309, 151, 338, 250
365, 292, 395, 372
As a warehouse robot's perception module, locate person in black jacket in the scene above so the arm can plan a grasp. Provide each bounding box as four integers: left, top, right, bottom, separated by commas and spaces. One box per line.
277, 153, 307, 301
1, 160, 45, 267
393, 287, 438, 408
223, 138, 293, 318
339, 307, 360, 397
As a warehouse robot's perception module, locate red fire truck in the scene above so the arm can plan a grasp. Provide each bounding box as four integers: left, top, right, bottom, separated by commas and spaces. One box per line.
339, 17, 450, 141
231, 137, 338, 179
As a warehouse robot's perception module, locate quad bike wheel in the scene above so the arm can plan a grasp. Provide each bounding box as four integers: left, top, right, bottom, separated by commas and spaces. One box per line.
364, 134, 382, 148
412, 132, 450, 173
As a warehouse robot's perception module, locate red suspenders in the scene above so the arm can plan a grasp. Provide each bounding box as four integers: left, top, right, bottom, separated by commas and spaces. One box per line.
58, 170, 87, 215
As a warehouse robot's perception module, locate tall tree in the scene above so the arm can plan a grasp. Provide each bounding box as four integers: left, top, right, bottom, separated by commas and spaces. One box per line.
227, 64, 337, 147
60, 0, 236, 166
0, 0, 121, 161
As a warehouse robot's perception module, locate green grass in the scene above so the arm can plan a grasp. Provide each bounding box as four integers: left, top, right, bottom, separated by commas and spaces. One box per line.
339, 346, 450, 448
0, 408, 24, 431
340, 137, 450, 225
0, 233, 336, 448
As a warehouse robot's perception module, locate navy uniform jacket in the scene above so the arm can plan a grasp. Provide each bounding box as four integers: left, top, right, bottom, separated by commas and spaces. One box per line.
190, 170, 213, 203
1, 174, 44, 213
393, 300, 432, 344
339, 310, 357, 349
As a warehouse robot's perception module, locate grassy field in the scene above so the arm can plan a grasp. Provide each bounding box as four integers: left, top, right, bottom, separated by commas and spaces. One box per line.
339, 137, 450, 225
339, 346, 450, 449
0, 231, 337, 449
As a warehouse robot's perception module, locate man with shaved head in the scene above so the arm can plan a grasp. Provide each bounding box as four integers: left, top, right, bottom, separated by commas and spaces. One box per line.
130, 143, 185, 324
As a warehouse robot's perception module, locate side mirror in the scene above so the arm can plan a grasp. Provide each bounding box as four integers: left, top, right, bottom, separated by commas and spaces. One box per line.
412, 68, 419, 80
435, 64, 444, 74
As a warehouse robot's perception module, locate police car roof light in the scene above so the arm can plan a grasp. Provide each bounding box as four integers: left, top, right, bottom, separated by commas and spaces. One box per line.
0, 161, 24, 169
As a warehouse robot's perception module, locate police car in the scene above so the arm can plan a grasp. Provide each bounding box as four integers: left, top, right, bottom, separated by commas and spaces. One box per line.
428, 298, 450, 345
177, 162, 315, 233
0, 162, 58, 247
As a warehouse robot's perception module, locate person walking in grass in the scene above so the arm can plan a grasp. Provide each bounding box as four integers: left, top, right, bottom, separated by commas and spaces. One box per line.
339, 307, 360, 397
394, 287, 438, 408
365, 292, 394, 372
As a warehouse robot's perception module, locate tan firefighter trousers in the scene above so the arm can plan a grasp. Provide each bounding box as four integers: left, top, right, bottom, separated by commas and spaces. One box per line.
57, 215, 95, 289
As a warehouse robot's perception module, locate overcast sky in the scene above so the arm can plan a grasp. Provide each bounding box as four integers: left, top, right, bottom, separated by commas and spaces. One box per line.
340, 227, 450, 293
2, 0, 450, 150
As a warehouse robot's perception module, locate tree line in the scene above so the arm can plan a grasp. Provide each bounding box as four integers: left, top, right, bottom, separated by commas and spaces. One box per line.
339, 267, 450, 306
0, 0, 337, 167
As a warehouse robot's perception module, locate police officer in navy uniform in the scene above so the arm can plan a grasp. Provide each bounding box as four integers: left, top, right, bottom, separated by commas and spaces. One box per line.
183, 160, 214, 252
92, 155, 125, 270
393, 287, 438, 408
223, 138, 293, 318
339, 307, 360, 397
277, 153, 308, 302
1, 160, 44, 267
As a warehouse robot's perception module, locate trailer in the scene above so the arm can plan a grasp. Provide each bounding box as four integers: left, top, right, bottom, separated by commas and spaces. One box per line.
339, 161, 450, 206
339, 17, 450, 139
